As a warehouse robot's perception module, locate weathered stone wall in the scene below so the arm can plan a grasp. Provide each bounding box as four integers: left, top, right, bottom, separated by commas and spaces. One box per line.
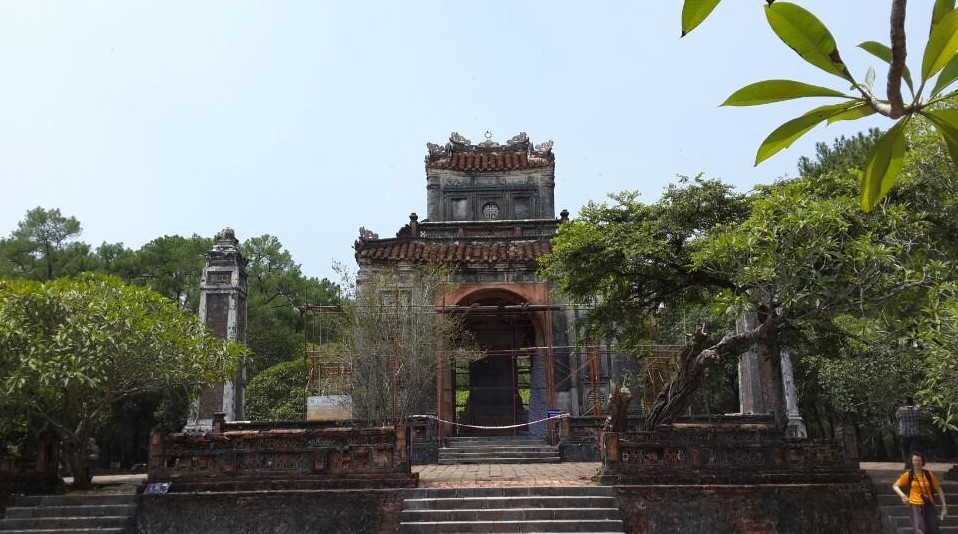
148, 420, 416, 490
135, 489, 404, 534
614, 483, 880, 534
0, 438, 62, 518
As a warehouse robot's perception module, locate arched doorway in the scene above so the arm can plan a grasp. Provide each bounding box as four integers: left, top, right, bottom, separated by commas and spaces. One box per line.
454, 290, 539, 435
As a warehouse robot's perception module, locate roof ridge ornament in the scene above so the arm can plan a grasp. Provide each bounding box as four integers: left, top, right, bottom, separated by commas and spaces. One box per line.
479, 130, 500, 148
424, 132, 555, 168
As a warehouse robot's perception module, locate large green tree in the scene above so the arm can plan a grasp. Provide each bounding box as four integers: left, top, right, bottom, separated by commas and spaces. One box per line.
543, 135, 958, 429
132, 235, 212, 311
242, 235, 340, 377
0, 274, 244, 488
0, 207, 94, 280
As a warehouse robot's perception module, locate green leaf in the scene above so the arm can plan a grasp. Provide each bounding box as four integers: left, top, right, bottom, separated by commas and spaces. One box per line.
860, 119, 907, 212
755, 101, 860, 165
933, 0, 957, 28
682, 0, 723, 37
930, 52, 958, 97
922, 8, 958, 81
921, 109, 958, 167
864, 66, 876, 91
722, 79, 850, 106
826, 102, 877, 124
765, 3, 852, 82
858, 41, 915, 94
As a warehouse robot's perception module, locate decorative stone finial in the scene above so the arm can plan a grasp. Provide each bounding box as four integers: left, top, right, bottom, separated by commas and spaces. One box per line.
559, 209, 570, 223
207, 227, 244, 265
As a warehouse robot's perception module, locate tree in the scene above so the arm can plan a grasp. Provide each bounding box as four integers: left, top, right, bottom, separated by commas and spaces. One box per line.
242, 235, 340, 377
332, 264, 475, 424
0, 274, 243, 488
543, 157, 957, 429
0, 207, 93, 280
246, 359, 308, 421
681, 1, 958, 211
541, 176, 751, 353
133, 235, 212, 311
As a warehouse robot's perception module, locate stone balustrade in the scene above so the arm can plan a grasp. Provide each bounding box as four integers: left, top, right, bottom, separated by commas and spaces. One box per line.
147, 414, 417, 491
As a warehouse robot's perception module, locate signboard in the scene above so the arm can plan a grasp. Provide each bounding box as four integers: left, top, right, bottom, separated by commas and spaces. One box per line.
306, 395, 352, 421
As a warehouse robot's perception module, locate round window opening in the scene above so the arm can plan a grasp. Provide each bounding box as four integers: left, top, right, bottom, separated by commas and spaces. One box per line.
482, 202, 500, 220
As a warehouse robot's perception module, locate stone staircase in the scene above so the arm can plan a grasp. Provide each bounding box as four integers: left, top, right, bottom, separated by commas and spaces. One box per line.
399, 486, 624, 533
440, 436, 560, 465
867, 468, 958, 534
0, 494, 135, 533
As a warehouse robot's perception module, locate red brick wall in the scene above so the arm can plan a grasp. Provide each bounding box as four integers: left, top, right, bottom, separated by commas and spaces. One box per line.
615, 483, 880, 534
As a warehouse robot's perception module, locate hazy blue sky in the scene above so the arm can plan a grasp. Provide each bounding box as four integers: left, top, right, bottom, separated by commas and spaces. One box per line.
0, 2, 931, 281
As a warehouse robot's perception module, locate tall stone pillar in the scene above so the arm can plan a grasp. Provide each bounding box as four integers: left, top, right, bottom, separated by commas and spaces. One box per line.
737, 312, 766, 414
186, 228, 248, 429
780, 348, 808, 439
736, 312, 785, 420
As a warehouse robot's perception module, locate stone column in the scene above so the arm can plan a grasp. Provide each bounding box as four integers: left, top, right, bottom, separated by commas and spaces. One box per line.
780, 347, 808, 439
736, 312, 765, 414
736, 311, 785, 420
186, 228, 248, 430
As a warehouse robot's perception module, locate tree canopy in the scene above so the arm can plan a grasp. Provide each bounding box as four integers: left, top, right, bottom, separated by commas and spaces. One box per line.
0, 274, 244, 487
542, 119, 958, 434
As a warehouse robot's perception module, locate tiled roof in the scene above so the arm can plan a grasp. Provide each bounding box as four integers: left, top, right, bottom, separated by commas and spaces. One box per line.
355, 240, 551, 264
427, 152, 552, 172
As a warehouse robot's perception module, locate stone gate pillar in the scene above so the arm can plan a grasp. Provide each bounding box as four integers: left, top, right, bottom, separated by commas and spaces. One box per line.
186, 228, 248, 429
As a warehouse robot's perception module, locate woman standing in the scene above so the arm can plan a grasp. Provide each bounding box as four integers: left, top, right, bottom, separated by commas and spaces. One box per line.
893, 453, 948, 534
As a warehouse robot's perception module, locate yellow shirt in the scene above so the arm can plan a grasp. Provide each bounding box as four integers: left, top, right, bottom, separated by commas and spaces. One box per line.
896, 469, 940, 505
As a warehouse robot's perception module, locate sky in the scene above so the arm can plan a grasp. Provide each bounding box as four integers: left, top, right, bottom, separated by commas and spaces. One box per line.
0, 2, 933, 282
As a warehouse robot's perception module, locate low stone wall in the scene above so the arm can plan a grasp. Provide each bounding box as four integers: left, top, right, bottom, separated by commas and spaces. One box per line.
615, 482, 880, 534
600, 424, 880, 532
0, 438, 62, 518
408, 416, 438, 465
147, 416, 417, 491
599, 421, 859, 485
135, 489, 404, 534
558, 415, 603, 461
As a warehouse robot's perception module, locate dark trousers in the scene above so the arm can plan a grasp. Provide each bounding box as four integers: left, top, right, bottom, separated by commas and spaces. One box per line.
910, 503, 939, 534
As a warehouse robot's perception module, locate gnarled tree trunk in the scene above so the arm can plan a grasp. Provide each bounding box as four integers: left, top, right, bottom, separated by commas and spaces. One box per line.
645, 314, 776, 429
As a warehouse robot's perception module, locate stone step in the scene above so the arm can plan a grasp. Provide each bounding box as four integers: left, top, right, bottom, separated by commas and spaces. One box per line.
5, 505, 136, 519
399, 519, 625, 533
440, 451, 560, 459
11, 496, 133, 508
443, 445, 557, 451
402, 506, 620, 522
438, 456, 561, 465
0, 493, 135, 534
446, 437, 545, 443
404, 496, 617, 511
0, 530, 128, 534
884, 512, 958, 527
399, 487, 623, 533
896, 528, 958, 534
407, 487, 615, 498
0, 516, 133, 530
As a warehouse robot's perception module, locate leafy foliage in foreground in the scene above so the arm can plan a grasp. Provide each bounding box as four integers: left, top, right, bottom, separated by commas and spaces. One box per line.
0, 274, 244, 487
683, 1, 958, 211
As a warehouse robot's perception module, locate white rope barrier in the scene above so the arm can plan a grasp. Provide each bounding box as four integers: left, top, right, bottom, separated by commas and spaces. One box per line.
409, 413, 569, 430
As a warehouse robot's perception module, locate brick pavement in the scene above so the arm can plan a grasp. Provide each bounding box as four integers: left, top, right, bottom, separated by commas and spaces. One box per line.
67, 461, 954, 491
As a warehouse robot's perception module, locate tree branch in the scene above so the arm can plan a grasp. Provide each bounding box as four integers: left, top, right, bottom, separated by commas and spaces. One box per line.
887, 0, 908, 117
